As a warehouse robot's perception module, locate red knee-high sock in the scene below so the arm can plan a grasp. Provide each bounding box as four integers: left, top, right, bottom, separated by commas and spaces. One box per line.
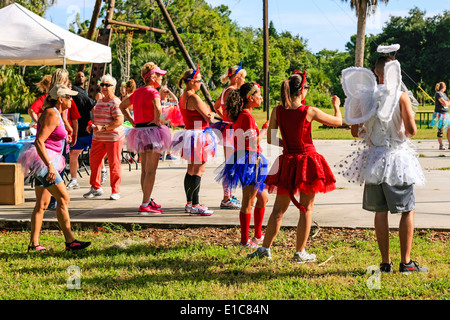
239, 211, 251, 244
253, 207, 265, 239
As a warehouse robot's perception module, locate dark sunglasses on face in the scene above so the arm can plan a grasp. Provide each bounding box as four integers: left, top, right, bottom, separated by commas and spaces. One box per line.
100, 83, 113, 87
303, 85, 310, 90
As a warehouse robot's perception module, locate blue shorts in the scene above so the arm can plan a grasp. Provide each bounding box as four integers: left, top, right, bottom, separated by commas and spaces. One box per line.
71, 135, 92, 151
34, 170, 64, 189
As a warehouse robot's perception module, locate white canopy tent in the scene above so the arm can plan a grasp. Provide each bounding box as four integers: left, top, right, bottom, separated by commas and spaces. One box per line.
0, 3, 111, 67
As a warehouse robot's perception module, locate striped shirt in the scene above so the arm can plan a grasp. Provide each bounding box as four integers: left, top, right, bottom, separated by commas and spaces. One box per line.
92, 97, 125, 142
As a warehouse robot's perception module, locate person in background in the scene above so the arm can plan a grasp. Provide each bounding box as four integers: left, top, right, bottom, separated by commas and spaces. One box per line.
83, 74, 124, 200
120, 62, 172, 214
160, 84, 180, 160
430, 82, 450, 150
171, 66, 219, 216
28, 75, 52, 127
212, 63, 247, 210
66, 71, 96, 190
215, 82, 269, 248
18, 84, 91, 252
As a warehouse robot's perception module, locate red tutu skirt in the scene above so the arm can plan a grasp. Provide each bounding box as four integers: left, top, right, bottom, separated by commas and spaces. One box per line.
161, 104, 184, 127
265, 152, 336, 210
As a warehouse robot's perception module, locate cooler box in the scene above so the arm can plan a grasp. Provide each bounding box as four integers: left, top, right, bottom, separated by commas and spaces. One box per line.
0, 163, 24, 205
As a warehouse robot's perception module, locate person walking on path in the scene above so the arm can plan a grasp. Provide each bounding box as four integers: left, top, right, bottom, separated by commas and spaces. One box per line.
337, 52, 427, 274
212, 62, 247, 210
171, 66, 219, 216
120, 62, 172, 214
67, 71, 96, 190
83, 74, 125, 201
215, 82, 269, 248
18, 85, 91, 252
248, 70, 342, 263
430, 82, 450, 150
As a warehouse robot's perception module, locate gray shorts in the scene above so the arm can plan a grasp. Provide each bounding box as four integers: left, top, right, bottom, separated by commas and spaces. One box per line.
363, 183, 415, 214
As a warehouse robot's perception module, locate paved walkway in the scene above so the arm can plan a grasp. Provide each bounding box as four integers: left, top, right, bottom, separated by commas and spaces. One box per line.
1, 139, 449, 230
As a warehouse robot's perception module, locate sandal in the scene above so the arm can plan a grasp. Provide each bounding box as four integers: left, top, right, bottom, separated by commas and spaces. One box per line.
27, 244, 47, 252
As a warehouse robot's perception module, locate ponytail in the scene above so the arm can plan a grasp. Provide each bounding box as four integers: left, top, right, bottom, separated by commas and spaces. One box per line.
226, 82, 256, 121
280, 73, 304, 109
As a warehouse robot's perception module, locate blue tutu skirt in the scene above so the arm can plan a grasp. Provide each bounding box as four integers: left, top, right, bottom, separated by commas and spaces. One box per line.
430, 112, 450, 130
215, 150, 269, 193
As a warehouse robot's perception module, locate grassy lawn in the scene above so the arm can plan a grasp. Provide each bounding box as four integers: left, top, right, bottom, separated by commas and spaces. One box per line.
0, 226, 448, 300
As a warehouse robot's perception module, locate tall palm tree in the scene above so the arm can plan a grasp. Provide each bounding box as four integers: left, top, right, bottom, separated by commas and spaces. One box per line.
342, 0, 389, 67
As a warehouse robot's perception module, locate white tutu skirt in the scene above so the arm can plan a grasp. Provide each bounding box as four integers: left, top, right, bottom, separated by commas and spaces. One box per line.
17, 144, 66, 178
171, 127, 219, 163
335, 141, 425, 187
126, 125, 172, 154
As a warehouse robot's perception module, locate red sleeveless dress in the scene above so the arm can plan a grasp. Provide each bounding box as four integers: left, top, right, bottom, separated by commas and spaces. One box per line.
265, 105, 336, 209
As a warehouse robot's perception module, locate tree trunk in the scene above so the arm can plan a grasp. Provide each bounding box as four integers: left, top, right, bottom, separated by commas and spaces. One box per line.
355, 4, 367, 67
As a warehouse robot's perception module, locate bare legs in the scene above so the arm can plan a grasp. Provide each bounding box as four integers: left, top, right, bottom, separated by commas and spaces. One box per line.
30, 183, 75, 247
375, 210, 415, 264
140, 150, 161, 204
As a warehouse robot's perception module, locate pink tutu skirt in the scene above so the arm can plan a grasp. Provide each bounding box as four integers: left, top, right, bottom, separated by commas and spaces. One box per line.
161, 105, 184, 127
17, 144, 66, 178
126, 124, 172, 154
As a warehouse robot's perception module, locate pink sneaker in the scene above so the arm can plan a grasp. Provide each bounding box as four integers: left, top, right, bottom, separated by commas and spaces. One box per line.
138, 205, 163, 215
149, 198, 161, 209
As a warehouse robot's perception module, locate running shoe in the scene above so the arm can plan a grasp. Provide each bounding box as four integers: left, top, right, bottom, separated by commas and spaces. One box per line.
230, 195, 241, 205
138, 205, 163, 215
189, 204, 213, 216
399, 260, 429, 274
27, 244, 47, 252
380, 262, 393, 274
165, 154, 177, 160
83, 187, 104, 199
252, 234, 265, 245
150, 198, 161, 209
292, 251, 316, 263
110, 193, 120, 200
439, 145, 445, 150
247, 246, 272, 260
48, 196, 57, 209
67, 179, 79, 190
240, 239, 258, 249
185, 203, 192, 212
65, 239, 91, 251
220, 199, 240, 209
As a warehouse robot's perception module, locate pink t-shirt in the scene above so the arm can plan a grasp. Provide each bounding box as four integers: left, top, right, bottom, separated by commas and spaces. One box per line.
129, 86, 161, 124
92, 97, 124, 142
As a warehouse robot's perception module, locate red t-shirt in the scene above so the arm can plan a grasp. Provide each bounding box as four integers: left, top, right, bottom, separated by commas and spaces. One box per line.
129, 87, 160, 124
29, 94, 47, 115
233, 109, 261, 153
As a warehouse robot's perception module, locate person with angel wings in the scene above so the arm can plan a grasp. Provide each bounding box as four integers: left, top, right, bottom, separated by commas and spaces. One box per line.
338, 45, 428, 274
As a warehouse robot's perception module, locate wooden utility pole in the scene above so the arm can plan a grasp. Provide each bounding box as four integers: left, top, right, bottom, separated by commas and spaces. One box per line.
78, 0, 102, 72
155, 0, 214, 110
263, 0, 269, 120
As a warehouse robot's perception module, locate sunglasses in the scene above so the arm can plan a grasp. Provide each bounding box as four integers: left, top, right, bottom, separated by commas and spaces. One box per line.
63, 95, 73, 99
100, 83, 113, 87
193, 79, 203, 83
303, 85, 310, 90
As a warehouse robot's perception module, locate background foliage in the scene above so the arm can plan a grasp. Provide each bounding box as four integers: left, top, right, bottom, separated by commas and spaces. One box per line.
0, 0, 448, 114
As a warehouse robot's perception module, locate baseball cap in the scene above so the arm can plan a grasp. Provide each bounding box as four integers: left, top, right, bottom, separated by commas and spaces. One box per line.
48, 84, 78, 99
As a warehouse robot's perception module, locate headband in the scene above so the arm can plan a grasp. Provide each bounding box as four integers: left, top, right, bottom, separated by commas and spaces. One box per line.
228, 58, 243, 78
246, 82, 261, 98
186, 63, 200, 81
293, 69, 307, 88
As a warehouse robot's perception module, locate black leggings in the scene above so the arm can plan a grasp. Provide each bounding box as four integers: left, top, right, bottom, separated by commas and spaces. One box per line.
184, 173, 202, 205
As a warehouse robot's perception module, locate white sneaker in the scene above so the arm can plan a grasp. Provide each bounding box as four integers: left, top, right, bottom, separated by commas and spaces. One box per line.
110, 193, 120, 200
252, 235, 264, 245
83, 187, 104, 199
67, 179, 79, 190
247, 246, 272, 260
240, 239, 258, 249
189, 204, 213, 216
185, 203, 192, 212
101, 169, 107, 185
292, 251, 316, 263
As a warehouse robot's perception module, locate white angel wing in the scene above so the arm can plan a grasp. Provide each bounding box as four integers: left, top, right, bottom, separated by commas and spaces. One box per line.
341, 67, 377, 125
377, 44, 400, 53
376, 60, 402, 122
